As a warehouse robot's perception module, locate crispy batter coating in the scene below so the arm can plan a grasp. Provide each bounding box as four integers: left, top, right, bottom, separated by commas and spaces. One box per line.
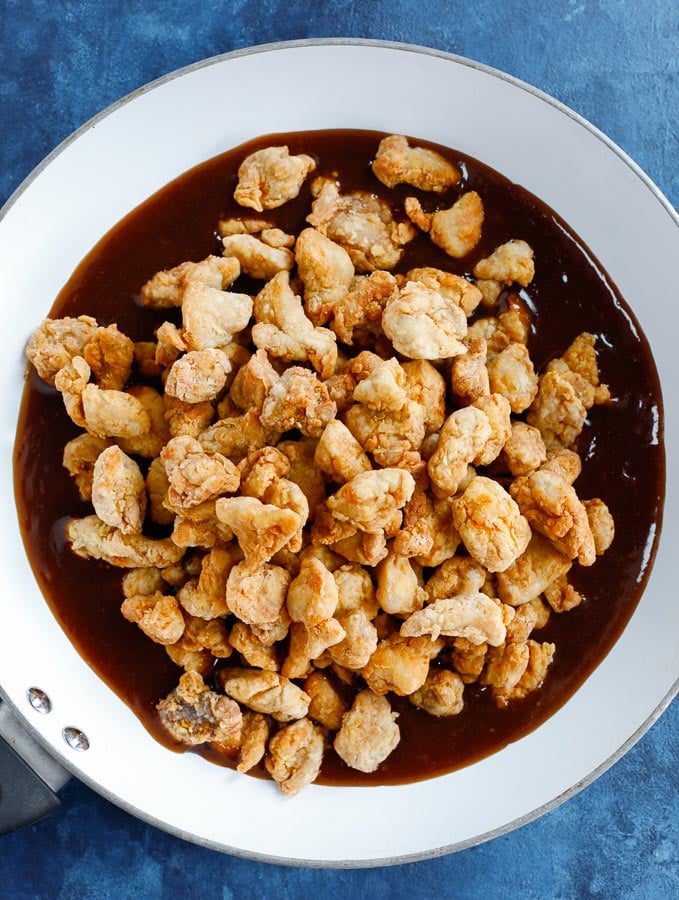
410, 669, 465, 716
181, 282, 252, 351
141, 256, 241, 309
425, 556, 487, 601
486, 342, 539, 413
382, 281, 467, 359
473, 240, 535, 287
482, 641, 531, 696
510, 470, 596, 565
326, 468, 415, 534
330, 530, 389, 567
277, 439, 326, 515
451, 337, 490, 403
234, 145, 316, 212
122, 566, 164, 598
427, 191, 485, 258
328, 609, 379, 670
229, 621, 279, 671
26, 315, 98, 385
361, 633, 435, 696
353, 357, 408, 412
216, 496, 300, 569
199, 409, 281, 463
413, 496, 461, 567
118, 385, 170, 459
229, 349, 279, 413
452, 476, 531, 573
283, 619, 346, 678
375, 551, 427, 617
503, 422, 547, 477
157, 671, 241, 745
66, 515, 184, 567
540, 447, 582, 484
181, 613, 231, 658
91, 445, 146, 535
543, 573, 583, 613
252, 271, 338, 378
226, 560, 290, 625
218, 668, 310, 722
177, 547, 235, 619
451, 637, 489, 684
287, 557, 339, 623
493, 640, 555, 705
401, 592, 507, 646
584, 498, 615, 555
236, 712, 270, 773
333, 690, 400, 773
121, 591, 185, 645
427, 407, 491, 498
259, 366, 336, 438
344, 397, 426, 470
406, 267, 483, 317
62, 433, 112, 501
304, 671, 348, 730
165, 348, 232, 404
161, 435, 239, 510
472, 393, 512, 466
332, 270, 398, 345
314, 419, 372, 485
295, 227, 355, 325
265, 717, 324, 795
221, 233, 294, 280
307, 179, 411, 271
333, 563, 379, 618
527, 368, 587, 448
372, 134, 460, 191
83, 323, 134, 391
495, 532, 572, 607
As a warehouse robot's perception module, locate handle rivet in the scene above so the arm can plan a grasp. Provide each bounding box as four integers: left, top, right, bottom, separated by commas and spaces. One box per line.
26, 687, 52, 715
62, 727, 90, 752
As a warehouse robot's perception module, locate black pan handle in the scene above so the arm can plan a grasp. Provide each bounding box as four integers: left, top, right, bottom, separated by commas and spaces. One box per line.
0, 734, 60, 834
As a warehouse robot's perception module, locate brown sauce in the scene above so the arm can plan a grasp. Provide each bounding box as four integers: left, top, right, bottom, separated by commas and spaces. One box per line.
13, 130, 664, 786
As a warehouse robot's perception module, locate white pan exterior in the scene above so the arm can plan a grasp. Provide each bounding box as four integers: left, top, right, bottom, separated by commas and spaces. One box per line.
0, 41, 676, 866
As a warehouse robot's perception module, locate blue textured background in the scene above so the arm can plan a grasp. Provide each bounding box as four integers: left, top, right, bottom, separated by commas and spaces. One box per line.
1, 1, 678, 896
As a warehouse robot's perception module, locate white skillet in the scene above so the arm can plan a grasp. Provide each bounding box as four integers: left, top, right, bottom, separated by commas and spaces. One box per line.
0, 40, 676, 865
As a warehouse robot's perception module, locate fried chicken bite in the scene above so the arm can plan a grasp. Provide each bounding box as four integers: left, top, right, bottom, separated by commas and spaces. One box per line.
503, 422, 547, 477
221, 233, 294, 280
218, 668, 310, 722
410, 669, 465, 716
141, 255, 241, 309
295, 227, 355, 326
217, 496, 300, 569
333, 690, 400, 773
307, 179, 413, 271
452, 476, 531, 573
157, 671, 242, 746
121, 591, 185, 645
382, 280, 467, 359
165, 348, 232, 404
331, 269, 399, 345
251, 271, 337, 378
91, 445, 147, 535
495, 532, 572, 607
372, 134, 460, 192
62, 433, 112, 501
265, 717, 325, 795
406, 191, 485, 258
66, 515, 184, 567
375, 551, 427, 617
472, 239, 535, 287
427, 407, 491, 498
400, 592, 507, 646
326, 468, 415, 535
259, 367, 336, 438
236, 712, 270, 774
161, 435, 239, 510
234, 145, 316, 211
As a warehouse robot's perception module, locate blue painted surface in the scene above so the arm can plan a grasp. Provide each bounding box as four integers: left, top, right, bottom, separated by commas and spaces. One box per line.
1, 1, 678, 896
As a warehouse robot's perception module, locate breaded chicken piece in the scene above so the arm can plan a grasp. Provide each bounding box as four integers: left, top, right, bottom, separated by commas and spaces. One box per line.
452, 476, 531, 573
382, 281, 467, 359
401, 592, 508, 646
307, 179, 412, 271
362, 633, 437, 696
473, 240, 535, 287
410, 669, 465, 717
234, 145, 316, 211
372, 134, 460, 192
91, 445, 146, 535
229, 348, 279, 413
503, 422, 547, 477
121, 591, 185, 645
287, 557, 339, 623
66, 515, 184, 567
229, 621, 280, 672
165, 348, 232, 404
221, 234, 294, 280
82, 323, 134, 391
265, 717, 325, 795
259, 367, 336, 438
406, 267, 483, 317
157, 671, 242, 745
314, 420, 372, 484
406, 192, 484, 258
326, 468, 415, 535
26, 315, 98, 385
375, 551, 427, 617
451, 336, 490, 403
333, 690, 400, 773
251, 271, 337, 378
427, 407, 491, 498
142, 255, 240, 309
304, 671, 348, 731
217, 496, 300, 569
236, 712, 270, 774
225, 560, 290, 626
331, 270, 399, 345
295, 227, 355, 325
218, 668, 310, 722
328, 609, 379, 670
181, 282, 252, 351
161, 435, 239, 509
62, 433, 112, 501
487, 342, 539, 414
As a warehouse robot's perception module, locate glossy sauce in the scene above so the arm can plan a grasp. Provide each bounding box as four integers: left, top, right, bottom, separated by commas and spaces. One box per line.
13, 130, 664, 785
